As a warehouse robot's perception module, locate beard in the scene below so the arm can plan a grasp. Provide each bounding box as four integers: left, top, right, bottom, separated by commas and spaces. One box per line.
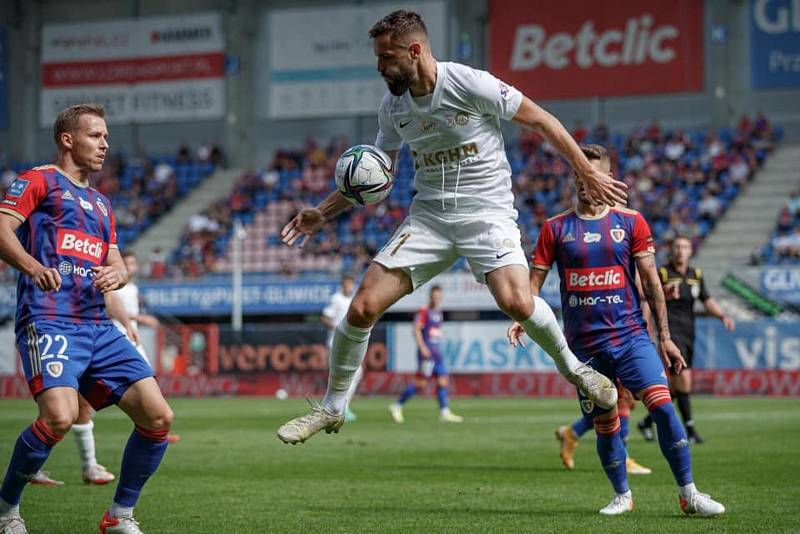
384, 63, 415, 96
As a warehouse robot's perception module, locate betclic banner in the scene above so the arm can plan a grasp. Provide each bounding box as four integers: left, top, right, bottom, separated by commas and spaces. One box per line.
40, 13, 225, 126
488, 0, 704, 99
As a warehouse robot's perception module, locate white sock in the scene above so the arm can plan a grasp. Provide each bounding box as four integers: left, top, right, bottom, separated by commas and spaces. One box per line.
679, 482, 698, 499
619, 489, 633, 498
0, 497, 19, 517
72, 420, 97, 471
110, 502, 134, 519
344, 365, 364, 408
520, 296, 581, 376
322, 320, 372, 414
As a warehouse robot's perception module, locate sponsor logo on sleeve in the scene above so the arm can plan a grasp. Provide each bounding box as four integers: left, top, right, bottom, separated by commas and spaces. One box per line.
95, 198, 108, 217
7, 179, 29, 198
56, 228, 108, 263
565, 266, 626, 292
2, 199, 17, 206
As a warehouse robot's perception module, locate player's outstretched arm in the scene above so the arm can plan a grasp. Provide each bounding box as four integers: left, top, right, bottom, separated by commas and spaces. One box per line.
92, 247, 129, 293
281, 191, 353, 248
511, 97, 627, 206
635, 253, 686, 374
702, 296, 735, 332
0, 213, 61, 291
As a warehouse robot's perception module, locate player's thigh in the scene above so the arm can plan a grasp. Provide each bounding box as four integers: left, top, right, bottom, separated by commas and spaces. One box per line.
373, 212, 459, 290
616, 336, 669, 396
347, 261, 414, 325
455, 214, 528, 284
79, 324, 154, 411
117, 376, 173, 430
17, 320, 92, 401
485, 264, 533, 319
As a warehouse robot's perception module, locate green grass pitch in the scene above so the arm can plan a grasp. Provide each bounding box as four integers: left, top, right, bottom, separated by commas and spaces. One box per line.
1, 396, 798, 533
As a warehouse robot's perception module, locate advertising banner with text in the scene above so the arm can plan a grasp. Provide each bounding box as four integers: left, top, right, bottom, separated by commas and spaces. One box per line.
488, 0, 704, 99
267, 2, 445, 118
751, 0, 800, 89
40, 13, 225, 126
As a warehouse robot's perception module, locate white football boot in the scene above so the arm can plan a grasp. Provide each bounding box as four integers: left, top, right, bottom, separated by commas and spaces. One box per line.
679, 492, 726, 517
99, 511, 143, 534
568, 363, 618, 410
388, 403, 404, 424
0, 514, 27, 534
277, 398, 344, 444
599, 491, 634, 515
439, 408, 464, 423
83, 464, 116, 485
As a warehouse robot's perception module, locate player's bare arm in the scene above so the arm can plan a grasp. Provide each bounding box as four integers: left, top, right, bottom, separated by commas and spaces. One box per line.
636, 253, 686, 374
511, 97, 627, 206
414, 320, 431, 359
104, 291, 140, 345
0, 212, 61, 291
92, 247, 128, 293
702, 296, 735, 332
507, 268, 548, 347
281, 149, 398, 247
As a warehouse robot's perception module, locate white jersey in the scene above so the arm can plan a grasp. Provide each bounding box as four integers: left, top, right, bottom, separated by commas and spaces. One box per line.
323, 291, 353, 345
113, 282, 140, 334
375, 61, 523, 215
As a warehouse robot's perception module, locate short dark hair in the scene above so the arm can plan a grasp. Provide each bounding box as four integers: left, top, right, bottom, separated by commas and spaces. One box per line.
369, 10, 427, 40
54, 104, 105, 147
430, 284, 442, 294
580, 144, 609, 162
672, 234, 693, 245
341, 274, 354, 283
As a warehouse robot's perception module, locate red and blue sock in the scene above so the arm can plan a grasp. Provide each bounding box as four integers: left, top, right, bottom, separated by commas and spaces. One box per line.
112, 425, 169, 511
571, 414, 593, 438
642, 385, 693, 486
594, 412, 629, 494
436, 386, 449, 410
0, 419, 62, 506
397, 384, 417, 405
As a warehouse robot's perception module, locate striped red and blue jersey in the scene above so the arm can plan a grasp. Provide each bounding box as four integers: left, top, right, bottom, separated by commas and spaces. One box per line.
532, 206, 655, 354
415, 306, 444, 351
0, 165, 118, 328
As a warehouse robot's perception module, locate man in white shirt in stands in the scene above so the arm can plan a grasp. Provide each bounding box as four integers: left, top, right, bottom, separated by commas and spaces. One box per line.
321, 275, 360, 422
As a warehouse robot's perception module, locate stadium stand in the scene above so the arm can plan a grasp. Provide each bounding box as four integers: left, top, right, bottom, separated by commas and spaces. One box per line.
755, 184, 800, 264
170, 117, 780, 278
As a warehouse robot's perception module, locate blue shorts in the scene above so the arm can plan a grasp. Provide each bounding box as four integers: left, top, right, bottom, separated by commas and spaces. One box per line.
416, 348, 447, 378
576, 334, 668, 418
17, 320, 154, 410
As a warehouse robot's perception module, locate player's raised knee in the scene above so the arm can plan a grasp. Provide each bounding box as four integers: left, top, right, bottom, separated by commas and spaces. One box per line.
347, 295, 383, 327
496, 290, 533, 321
42, 410, 78, 436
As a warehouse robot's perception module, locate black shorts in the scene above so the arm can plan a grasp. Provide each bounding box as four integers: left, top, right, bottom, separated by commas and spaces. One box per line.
673, 338, 695, 369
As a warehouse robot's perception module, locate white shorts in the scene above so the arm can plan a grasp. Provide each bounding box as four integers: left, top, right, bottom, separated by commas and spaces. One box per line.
373, 208, 528, 289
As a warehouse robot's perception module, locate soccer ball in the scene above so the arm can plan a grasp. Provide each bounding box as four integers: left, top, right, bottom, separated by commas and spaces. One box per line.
335, 144, 394, 205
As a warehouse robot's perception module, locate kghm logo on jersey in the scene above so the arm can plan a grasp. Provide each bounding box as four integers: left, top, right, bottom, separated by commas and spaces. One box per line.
565, 266, 625, 291
78, 197, 93, 211
57, 229, 107, 263
583, 231, 601, 243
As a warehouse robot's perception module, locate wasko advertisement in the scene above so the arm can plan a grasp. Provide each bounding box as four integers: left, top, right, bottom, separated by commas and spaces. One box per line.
488, 0, 704, 99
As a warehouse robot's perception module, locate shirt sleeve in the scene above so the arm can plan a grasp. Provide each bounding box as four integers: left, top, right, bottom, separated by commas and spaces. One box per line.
697, 268, 710, 300
468, 69, 523, 120
532, 222, 556, 270
0, 171, 47, 222
414, 308, 428, 327
632, 213, 656, 257
108, 204, 118, 248
322, 296, 337, 320
374, 93, 403, 152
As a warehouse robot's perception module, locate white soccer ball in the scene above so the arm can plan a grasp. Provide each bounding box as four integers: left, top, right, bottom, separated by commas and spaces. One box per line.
335, 144, 394, 205
275, 388, 288, 400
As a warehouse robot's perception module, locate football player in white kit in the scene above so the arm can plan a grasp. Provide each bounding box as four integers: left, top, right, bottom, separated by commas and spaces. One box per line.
277, 10, 628, 444
321, 274, 360, 422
